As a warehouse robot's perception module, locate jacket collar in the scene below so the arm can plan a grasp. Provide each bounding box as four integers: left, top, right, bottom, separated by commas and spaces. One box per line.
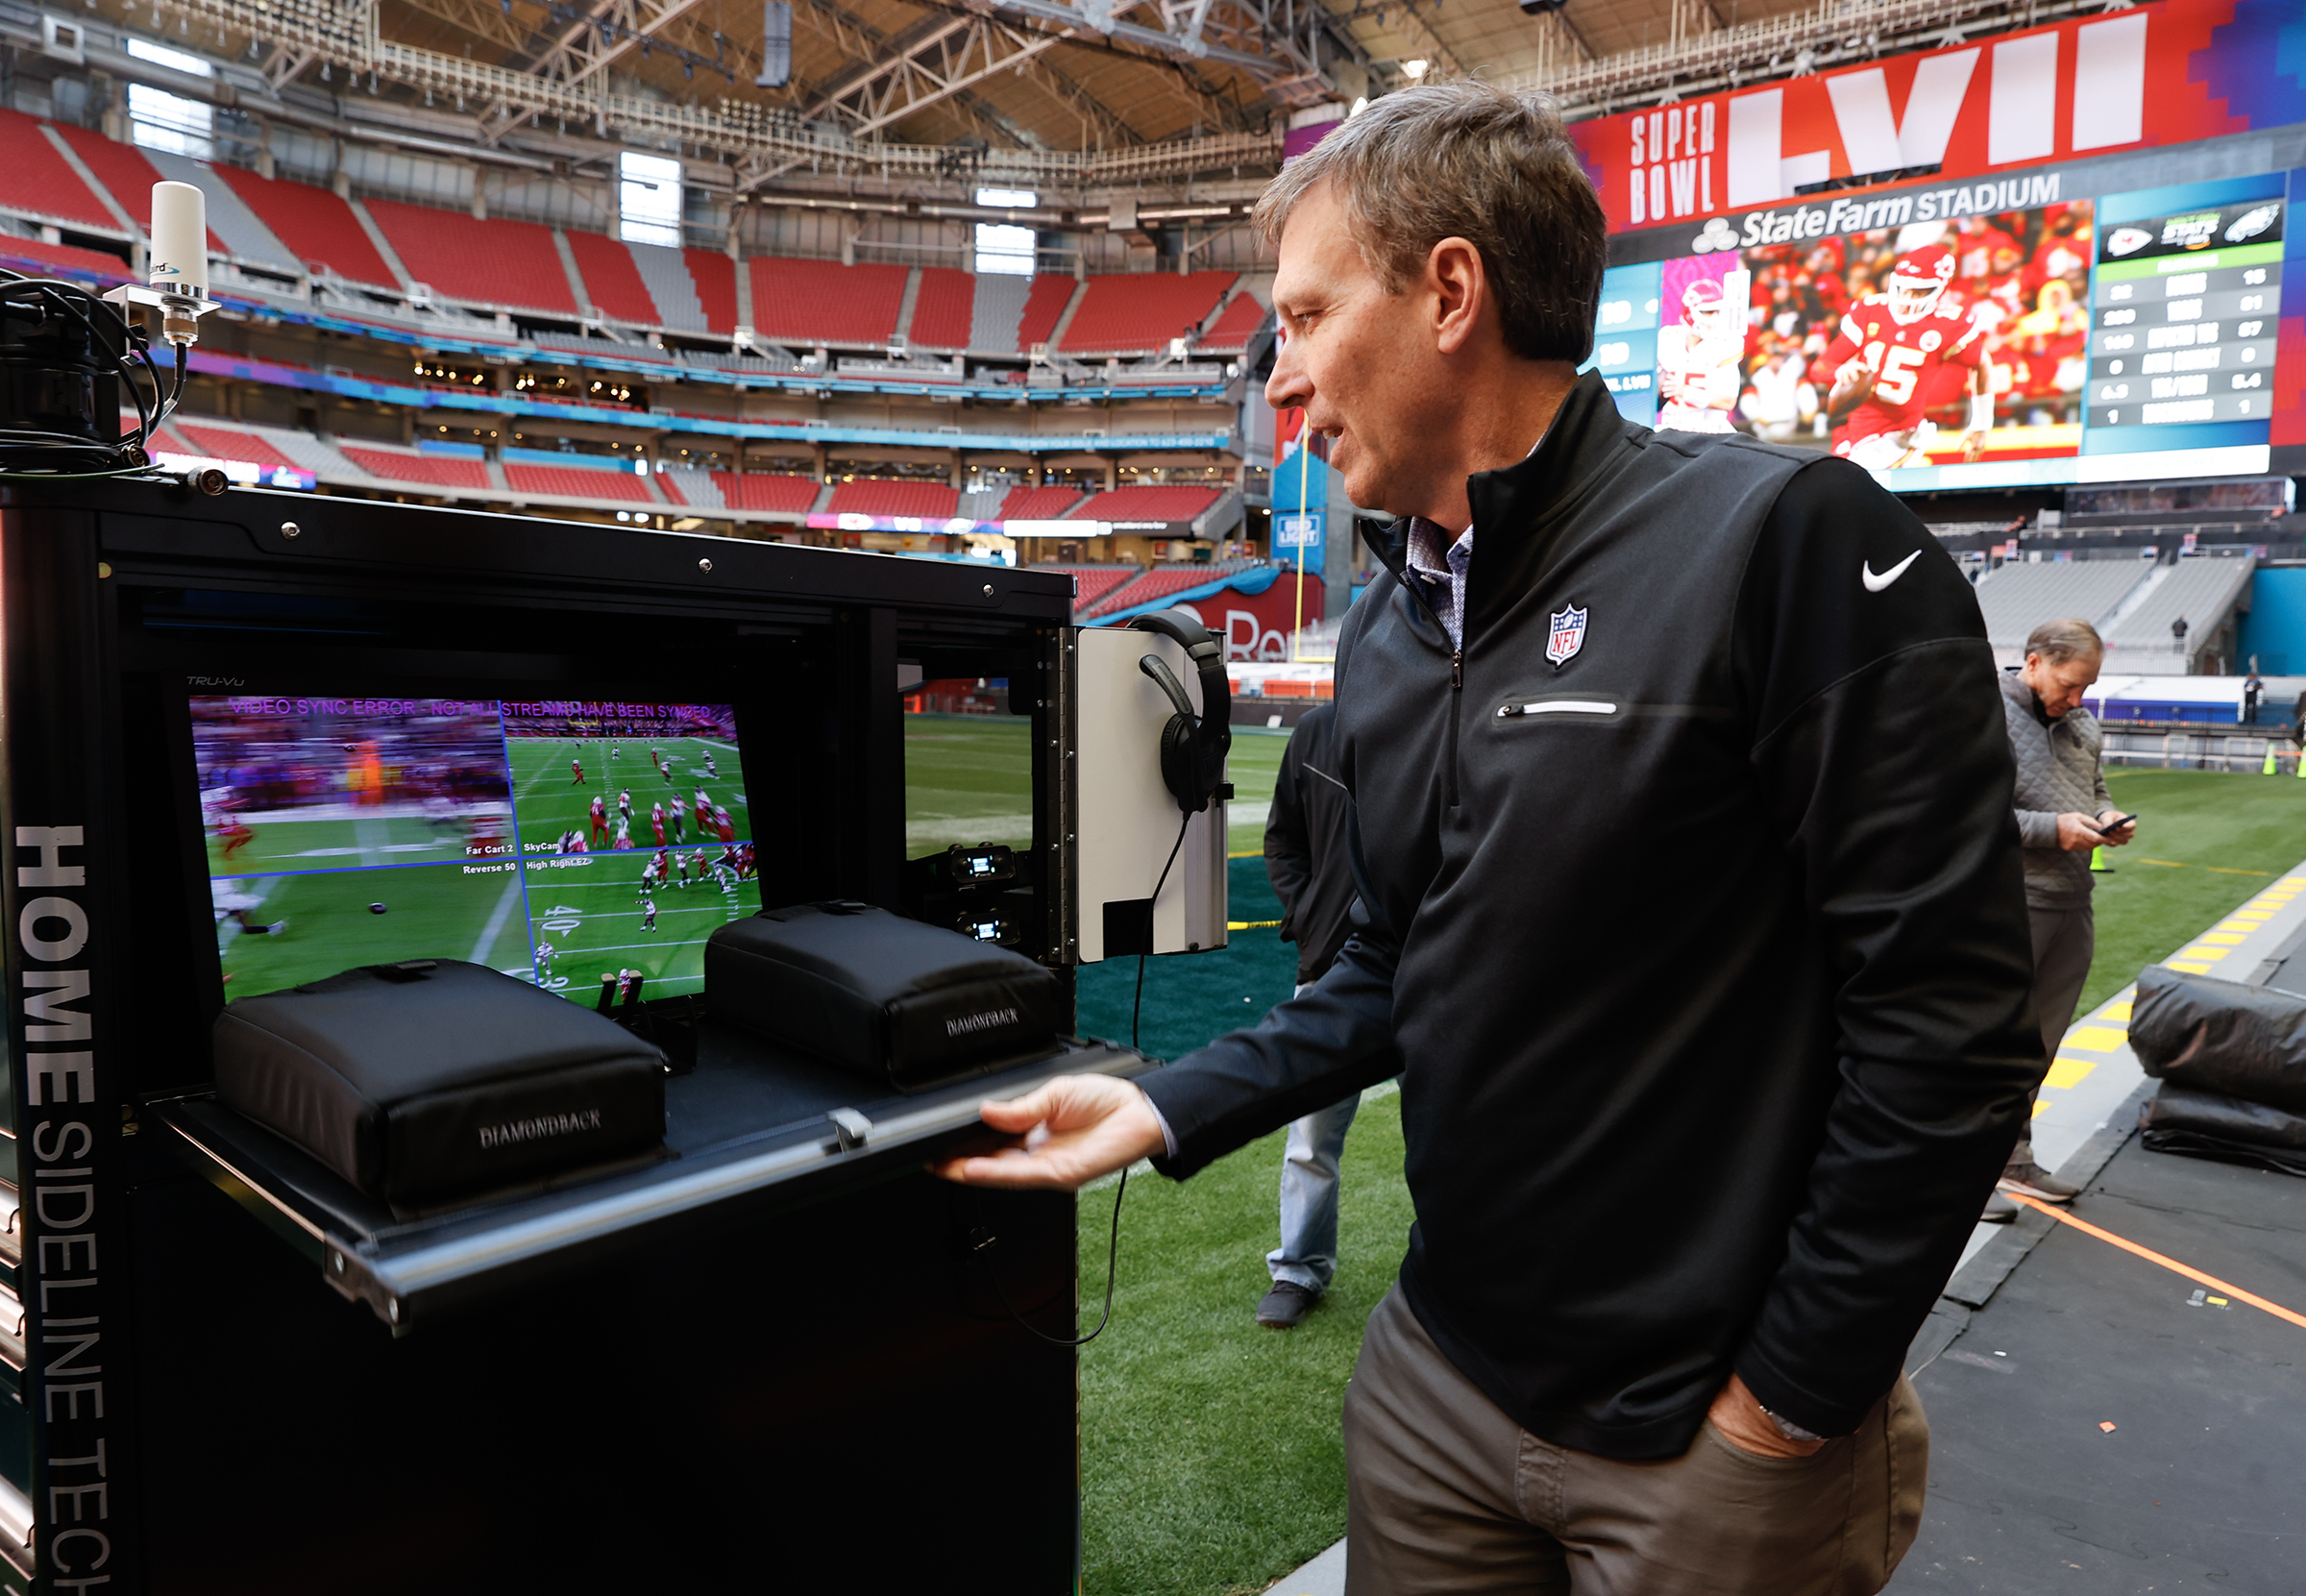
1359, 368, 1631, 589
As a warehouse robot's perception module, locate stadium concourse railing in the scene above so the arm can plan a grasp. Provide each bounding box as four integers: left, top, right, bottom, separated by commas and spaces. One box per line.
2103, 727, 2303, 773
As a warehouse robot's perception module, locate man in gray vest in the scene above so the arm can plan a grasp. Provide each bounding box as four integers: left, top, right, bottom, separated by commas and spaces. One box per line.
1999, 617, 2135, 1217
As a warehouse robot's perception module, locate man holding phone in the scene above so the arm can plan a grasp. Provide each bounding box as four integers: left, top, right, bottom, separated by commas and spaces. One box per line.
1999, 618, 2133, 1215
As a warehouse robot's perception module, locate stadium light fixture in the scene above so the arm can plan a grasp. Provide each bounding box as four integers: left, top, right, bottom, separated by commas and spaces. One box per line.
1402, 58, 1429, 79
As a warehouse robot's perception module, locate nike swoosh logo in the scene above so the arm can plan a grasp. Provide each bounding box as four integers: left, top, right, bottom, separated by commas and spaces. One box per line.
1862, 551, 1921, 592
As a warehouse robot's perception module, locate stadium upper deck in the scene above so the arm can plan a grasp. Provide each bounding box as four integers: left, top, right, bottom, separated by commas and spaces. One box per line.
0, 113, 1270, 371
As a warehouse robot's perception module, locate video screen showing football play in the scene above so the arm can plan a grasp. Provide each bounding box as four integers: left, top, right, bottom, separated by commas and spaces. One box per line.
1664, 200, 2096, 472
500, 701, 754, 1005
196, 696, 753, 1003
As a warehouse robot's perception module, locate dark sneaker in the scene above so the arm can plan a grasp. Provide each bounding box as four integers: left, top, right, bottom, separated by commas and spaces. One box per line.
1980, 1191, 2021, 1224
1256, 1282, 1321, 1329
1999, 1161, 2080, 1203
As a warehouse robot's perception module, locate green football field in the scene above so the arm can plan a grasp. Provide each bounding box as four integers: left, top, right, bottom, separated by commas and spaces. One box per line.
205, 809, 487, 876
504, 734, 746, 851
217, 861, 532, 998
903, 715, 1289, 858
519, 848, 749, 999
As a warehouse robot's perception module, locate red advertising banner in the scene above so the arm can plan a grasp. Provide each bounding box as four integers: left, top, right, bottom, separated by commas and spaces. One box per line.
1571, 0, 2292, 238
1167, 571, 1324, 662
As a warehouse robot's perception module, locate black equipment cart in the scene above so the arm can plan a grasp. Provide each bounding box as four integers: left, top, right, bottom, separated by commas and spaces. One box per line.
0, 479, 1135, 1594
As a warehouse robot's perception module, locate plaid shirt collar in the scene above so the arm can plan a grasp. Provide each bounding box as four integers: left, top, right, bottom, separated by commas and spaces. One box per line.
1404, 518, 1474, 650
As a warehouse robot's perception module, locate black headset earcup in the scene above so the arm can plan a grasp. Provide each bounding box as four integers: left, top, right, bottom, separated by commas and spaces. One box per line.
1158, 713, 1202, 811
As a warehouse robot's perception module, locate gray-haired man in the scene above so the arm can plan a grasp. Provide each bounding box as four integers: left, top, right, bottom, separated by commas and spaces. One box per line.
941, 83, 2040, 1595
1999, 617, 2134, 1214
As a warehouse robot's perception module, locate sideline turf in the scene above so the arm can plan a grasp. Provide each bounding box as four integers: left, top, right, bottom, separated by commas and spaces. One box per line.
1070, 764, 2306, 1596
2087, 768, 2306, 1011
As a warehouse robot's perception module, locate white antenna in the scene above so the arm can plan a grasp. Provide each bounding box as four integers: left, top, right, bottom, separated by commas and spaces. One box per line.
106, 180, 220, 347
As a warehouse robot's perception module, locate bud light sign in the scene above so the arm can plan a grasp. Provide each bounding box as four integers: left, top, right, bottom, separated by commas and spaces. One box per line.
1274, 511, 1324, 567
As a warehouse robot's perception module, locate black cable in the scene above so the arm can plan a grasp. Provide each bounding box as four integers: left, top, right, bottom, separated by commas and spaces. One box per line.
0, 269, 176, 477
974, 1167, 1128, 1348
1134, 806, 1195, 1051
981, 803, 1193, 1347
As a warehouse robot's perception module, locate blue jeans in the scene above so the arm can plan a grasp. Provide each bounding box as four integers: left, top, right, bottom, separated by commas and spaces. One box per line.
1267, 1093, 1361, 1290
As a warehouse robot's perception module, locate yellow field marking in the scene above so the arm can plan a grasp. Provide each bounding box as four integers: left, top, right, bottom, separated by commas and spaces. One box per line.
2131, 859, 2274, 875
2177, 945, 2231, 962
2217, 921, 2259, 934
2031, 1099, 2049, 1117
2199, 932, 2247, 945
1227, 919, 1282, 930
2169, 961, 2213, 973
2063, 1025, 2131, 1052
2233, 910, 2273, 921
2284, 877, 2306, 889
2046, 1056, 2098, 1091
2100, 999, 2133, 1023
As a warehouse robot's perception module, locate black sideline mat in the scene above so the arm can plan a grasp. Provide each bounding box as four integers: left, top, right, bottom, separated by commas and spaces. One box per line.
1888, 1137, 2306, 1592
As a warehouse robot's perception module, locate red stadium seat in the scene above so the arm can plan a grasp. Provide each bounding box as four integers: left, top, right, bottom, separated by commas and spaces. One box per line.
994, 485, 1084, 521
1027, 565, 1139, 614
712, 472, 820, 513
1196, 293, 1268, 353
1070, 484, 1222, 524
0, 233, 133, 282
908, 267, 974, 348
1083, 563, 1223, 618
1060, 272, 1236, 356
174, 423, 295, 469
366, 199, 577, 315
685, 249, 738, 333
504, 462, 653, 502
339, 446, 492, 490
0, 109, 122, 233
826, 479, 960, 519
216, 166, 398, 286
748, 257, 908, 347
563, 229, 659, 326
1016, 275, 1074, 352
45, 125, 225, 255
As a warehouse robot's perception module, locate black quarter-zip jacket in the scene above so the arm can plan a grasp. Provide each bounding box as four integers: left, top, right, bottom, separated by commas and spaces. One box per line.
1139, 371, 2044, 1459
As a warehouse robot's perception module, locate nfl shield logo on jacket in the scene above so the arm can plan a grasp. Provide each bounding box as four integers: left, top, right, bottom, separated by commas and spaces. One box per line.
1547, 604, 1587, 667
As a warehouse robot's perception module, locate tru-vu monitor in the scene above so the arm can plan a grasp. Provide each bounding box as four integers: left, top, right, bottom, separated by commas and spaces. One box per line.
192, 693, 756, 1005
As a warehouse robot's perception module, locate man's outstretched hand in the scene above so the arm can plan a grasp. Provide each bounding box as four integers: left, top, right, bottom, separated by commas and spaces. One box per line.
930, 1073, 1168, 1191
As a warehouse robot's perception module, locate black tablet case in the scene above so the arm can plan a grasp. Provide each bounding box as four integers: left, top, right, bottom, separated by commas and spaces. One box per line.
706, 902, 1063, 1090
213, 960, 668, 1205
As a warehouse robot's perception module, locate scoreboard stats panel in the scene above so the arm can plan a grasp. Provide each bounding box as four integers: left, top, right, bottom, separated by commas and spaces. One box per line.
1582, 261, 1663, 428
2088, 194, 2283, 436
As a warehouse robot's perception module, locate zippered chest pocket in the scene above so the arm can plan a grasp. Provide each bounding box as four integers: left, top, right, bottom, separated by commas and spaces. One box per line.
1494, 695, 1621, 724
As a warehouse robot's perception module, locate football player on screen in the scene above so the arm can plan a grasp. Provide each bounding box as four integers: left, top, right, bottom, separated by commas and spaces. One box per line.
1821, 244, 1992, 470
1654, 276, 1746, 434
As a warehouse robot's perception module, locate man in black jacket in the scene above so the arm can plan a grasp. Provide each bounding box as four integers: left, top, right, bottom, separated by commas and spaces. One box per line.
941, 82, 2040, 1594
1258, 703, 1361, 1329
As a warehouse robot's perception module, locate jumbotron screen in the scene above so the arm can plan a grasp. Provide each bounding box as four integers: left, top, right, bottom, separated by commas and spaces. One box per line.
1583, 172, 2288, 492
193, 695, 753, 1006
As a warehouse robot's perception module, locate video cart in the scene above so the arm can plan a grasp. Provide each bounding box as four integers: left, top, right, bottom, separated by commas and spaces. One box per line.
0, 479, 1224, 1594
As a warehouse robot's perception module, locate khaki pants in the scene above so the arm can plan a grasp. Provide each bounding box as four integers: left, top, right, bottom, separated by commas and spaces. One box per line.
1341, 1289, 1928, 1595
2026, 902, 2095, 1067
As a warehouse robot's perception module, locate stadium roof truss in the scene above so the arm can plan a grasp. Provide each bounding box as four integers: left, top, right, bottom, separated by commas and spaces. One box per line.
71, 0, 2115, 194
158, 0, 1288, 182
